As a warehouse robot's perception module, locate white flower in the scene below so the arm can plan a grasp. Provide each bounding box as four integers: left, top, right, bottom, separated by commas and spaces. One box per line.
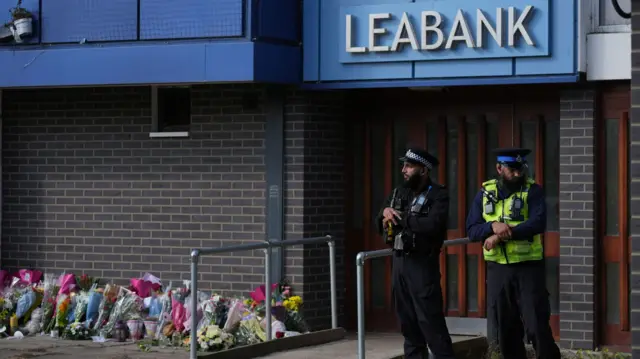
201, 343, 209, 350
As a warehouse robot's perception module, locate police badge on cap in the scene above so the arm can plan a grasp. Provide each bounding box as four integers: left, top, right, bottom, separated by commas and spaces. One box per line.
492, 147, 531, 170
399, 148, 440, 169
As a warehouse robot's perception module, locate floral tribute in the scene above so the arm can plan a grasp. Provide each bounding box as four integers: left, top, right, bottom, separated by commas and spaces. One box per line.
0, 269, 310, 354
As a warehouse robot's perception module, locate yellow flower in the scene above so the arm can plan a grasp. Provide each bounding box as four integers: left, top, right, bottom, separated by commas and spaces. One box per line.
283, 297, 302, 312
206, 326, 220, 339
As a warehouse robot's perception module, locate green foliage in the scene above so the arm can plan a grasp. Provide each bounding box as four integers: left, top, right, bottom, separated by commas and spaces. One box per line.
484, 343, 631, 359
9, 0, 32, 21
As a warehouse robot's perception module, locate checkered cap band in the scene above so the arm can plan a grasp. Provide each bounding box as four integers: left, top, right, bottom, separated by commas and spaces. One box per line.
405, 150, 433, 169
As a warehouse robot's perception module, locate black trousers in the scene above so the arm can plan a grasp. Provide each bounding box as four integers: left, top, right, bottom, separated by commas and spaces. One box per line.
486, 260, 561, 359
392, 252, 455, 359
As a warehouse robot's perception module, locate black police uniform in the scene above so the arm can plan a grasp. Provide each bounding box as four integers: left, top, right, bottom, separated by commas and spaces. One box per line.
465, 148, 560, 359
376, 148, 455, 359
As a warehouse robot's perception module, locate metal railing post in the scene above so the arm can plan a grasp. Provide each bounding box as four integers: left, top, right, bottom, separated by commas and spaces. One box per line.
328, 238, 338, 329
356, 253, 365, 359
190, 249, 200, 359
187, 235, 339, 359
264, 247, 272, 342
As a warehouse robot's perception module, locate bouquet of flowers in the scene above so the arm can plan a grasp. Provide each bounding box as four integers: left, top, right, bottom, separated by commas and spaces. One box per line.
55, 273, 77, 304
75, 274, 98, 293
154, 283, 172, 340
14, 269, 42, 287
62, 322, 92, 340
130, 273, 161, 298
40, 273, 60, 332
0, 297, 10, 324
55, 294, 71, 331
171, 286, 189, 333
195, 324, 235, 352
85, 284, 102, 328
93, 284, 118, 331
101, 287, 142, 337
273, 280, 308, 334
72, 290, 89, 325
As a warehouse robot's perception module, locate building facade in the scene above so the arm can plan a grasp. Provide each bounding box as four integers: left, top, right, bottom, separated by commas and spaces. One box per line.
0, 0, 638, 354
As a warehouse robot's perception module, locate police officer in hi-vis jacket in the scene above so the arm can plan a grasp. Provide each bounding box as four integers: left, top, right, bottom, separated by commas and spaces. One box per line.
465, 148, 560, 359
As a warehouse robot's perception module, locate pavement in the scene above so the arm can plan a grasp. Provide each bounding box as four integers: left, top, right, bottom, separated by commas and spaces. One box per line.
0, 333, 485, 359
0, 336, 186, 359
257, 333, 482, 359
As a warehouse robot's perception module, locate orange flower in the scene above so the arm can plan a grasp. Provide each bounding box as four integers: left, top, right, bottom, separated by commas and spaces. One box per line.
59, 298, 70, 312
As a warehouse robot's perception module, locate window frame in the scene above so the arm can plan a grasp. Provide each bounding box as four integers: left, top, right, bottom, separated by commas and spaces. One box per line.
149, 85, 191, 138
590, 0, 631, 33
597, 85, 630, 348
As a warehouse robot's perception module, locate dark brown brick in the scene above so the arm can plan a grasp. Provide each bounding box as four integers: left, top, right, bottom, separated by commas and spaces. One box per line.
558, 88, 596, 350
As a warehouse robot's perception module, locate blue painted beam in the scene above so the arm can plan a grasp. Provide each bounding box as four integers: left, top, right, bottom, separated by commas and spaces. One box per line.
299, 74, 580, 90
0, 41, 300, 88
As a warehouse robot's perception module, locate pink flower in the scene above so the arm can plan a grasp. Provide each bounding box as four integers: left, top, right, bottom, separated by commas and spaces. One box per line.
276, 301, 282, 306
282, 290, 290, 297
250, 283, 279, 303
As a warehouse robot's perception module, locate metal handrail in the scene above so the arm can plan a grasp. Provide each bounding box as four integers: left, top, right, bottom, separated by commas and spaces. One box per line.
189, 235, 337, 359
355, 237, 471, 359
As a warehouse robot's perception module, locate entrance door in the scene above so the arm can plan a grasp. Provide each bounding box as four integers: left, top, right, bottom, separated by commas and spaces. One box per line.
597, 86, 630, 349
344, 87, 560, 337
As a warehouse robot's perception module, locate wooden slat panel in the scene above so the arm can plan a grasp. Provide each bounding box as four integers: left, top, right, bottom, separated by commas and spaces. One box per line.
618, 111, 629, 332
437, 117, 448, 312
458, 117, 468, 317
476, 117, 488, 318
363, 123, 372, 317
598, 85, 630, 347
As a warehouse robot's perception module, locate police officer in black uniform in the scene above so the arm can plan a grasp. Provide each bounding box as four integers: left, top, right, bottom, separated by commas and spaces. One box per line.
376, 148, 455, 359
465, 148, 560, 359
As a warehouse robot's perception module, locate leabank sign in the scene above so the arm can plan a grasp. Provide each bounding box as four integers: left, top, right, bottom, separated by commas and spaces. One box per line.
338, 1, 550, 64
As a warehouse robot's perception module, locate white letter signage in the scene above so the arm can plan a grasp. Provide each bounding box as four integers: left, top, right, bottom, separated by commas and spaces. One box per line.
338, 1, 549, 64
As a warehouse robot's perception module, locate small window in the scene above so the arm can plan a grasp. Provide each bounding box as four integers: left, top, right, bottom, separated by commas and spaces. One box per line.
150, 86, 191, 138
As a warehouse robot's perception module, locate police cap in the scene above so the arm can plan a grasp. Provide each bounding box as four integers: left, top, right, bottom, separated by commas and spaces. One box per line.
399, 148, 439, 170
492, 147, 531, 169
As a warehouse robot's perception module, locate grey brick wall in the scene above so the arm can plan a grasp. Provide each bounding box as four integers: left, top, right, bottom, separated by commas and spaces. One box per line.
283, 90, 346, 329
558, 88, 597, 350
0, 85, 268, 292
0, 84, 348, 329
631, 1, 640, 356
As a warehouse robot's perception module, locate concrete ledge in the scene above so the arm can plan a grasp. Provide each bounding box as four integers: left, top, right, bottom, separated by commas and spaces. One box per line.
198, 328, 347, 359
388, 336, 488, 359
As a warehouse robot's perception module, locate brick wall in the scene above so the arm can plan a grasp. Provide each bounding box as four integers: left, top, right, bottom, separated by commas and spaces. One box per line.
631, 1, 640, 356
283, 89, 346, 329
0, 85, 268, 293
558, 88, 597, 349
0, 84, 348, 329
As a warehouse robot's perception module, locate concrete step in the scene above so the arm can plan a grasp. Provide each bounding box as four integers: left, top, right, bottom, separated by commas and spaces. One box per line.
255, 333, 487, 359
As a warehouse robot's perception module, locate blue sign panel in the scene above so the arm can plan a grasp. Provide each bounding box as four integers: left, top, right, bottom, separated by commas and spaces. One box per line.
303, 0, 577, 88
339, 0, 549, 64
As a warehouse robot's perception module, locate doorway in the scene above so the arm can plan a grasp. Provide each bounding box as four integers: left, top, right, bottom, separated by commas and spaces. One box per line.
343, 87, 561, 337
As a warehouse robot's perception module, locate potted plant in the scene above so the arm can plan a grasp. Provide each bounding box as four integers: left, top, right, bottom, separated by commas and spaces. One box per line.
7, 0, 33, 40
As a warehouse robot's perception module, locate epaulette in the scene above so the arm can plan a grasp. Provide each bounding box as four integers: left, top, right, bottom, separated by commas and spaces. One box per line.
482, 178, 497, 187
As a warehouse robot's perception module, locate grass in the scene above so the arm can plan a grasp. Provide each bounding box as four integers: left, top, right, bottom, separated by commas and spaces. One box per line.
483, 343, 631, 359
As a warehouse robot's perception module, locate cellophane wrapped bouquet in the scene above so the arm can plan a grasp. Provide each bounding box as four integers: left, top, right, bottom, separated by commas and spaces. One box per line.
93, 284, 118, 331
40, 273, 60, 333
100, 287, 142, 337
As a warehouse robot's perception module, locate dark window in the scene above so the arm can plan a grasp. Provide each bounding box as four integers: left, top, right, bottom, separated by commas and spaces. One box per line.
157, 87, 191, 132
